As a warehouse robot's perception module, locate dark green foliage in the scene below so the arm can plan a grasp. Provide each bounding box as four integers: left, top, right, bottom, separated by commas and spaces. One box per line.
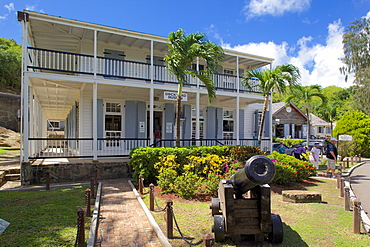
0, 38, 21, 92
226, 145, 265, 162
129, 146, 228, 183
268, 151, 316, 183
333, 110, 370, 157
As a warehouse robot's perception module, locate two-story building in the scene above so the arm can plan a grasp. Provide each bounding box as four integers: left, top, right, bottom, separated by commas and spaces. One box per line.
18, 11, 274, 164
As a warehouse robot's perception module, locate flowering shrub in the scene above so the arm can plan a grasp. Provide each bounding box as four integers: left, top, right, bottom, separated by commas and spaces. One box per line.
172, 172, 204, 198
156, 169, 177, 193
223, 160, 244, 178
227, 146, 265, 163
268, 151, 317, 183
270, 159, 296, 184
204, 174, 224, 194
185, 154, 228, 176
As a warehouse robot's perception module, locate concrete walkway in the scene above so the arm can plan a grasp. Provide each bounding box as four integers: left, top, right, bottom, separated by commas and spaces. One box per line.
95, 179, 164, 247
349, 160, 370, 215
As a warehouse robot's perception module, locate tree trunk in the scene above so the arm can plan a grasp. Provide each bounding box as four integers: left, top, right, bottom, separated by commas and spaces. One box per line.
306, 108, 310, 145
176, 96, 182, 147
258, 94, 270, 147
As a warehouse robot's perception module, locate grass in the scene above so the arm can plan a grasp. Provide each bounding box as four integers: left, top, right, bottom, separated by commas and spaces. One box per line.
0, 186, 90, 246
142, 176, 370, 247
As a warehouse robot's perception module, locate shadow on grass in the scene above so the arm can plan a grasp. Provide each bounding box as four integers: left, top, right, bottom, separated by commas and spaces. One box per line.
210, 222, 308, 247
271, 178, 325, 195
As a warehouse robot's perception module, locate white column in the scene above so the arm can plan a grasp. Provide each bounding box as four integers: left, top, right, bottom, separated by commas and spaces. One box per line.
93, 82, 98, 160
150, 40, 154, 84
236, 57, 240, 92
93, 30, 97, 78
21, 19, 29, 163
150, 88, 154, 144
196, 92, 200, 145
149, 40, 154, 144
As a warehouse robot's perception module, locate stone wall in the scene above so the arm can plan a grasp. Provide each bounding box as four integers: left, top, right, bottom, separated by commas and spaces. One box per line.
23, 161, 131, 185
0, 92, 21, 132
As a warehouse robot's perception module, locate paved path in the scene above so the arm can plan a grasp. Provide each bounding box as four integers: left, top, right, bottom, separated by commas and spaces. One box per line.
349, 160, 370, 215
95, 179, 163, 247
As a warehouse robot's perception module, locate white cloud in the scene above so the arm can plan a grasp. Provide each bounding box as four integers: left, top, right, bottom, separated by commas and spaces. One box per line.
26, 5, 36, 11
244, 0, 311, 19
0, 14, 7, 20
4, 3, 14, 12
223, 19, 355, 88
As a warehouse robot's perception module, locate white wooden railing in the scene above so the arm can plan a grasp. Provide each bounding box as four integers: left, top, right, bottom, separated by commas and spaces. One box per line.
27, 47, 261, 93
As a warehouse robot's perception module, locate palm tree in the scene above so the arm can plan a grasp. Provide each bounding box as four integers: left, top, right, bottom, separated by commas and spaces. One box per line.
164, 29, 224, 147
285, 85, 327, 142
242, 64, 300, 146
316, 101, 342, 133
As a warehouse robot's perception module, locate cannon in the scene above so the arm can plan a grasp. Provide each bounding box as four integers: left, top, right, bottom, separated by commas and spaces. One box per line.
210, 155, 283, 243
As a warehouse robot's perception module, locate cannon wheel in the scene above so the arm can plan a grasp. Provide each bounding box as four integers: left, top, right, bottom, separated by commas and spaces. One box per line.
269, 214, 283, 243
213, 215, 225, 242
211, 198, 220, 216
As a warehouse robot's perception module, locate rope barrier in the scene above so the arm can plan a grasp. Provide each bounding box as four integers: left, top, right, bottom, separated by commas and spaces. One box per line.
358, 205, 370, 236
169, 204, 204, 246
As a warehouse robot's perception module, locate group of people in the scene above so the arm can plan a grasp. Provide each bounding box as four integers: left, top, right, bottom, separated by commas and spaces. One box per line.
276, 138, 338, 177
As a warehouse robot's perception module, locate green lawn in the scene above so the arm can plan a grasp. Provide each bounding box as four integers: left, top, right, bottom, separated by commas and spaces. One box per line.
143, 177, 370, 247
0, 186, 89, 246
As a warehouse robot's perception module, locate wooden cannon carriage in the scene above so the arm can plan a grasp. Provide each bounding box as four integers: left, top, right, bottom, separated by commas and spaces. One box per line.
210, 155, 283, 243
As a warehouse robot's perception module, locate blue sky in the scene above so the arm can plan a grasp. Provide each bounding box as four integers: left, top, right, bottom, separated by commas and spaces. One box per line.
1, 0, 370, 88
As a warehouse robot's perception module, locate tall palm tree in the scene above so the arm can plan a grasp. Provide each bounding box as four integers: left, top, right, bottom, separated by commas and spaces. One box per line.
242, 64, 300, 146
316, 101, 342, 133
285, 85, 327, 142
164, 29, 224, 147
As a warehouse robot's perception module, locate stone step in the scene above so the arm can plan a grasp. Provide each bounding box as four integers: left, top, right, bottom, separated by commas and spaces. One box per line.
5, 174, 20, 181
6, 168, 20, 174
282, 190, 322, 203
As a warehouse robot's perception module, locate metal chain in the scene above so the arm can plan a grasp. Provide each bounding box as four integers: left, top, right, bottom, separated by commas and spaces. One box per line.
357, 205, 370, 236
150, 187, 167, 211
169, 204, 204, 246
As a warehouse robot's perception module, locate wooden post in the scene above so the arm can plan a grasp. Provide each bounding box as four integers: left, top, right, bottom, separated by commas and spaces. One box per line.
340, 178, 345, 198
166, 200, 173, 239
353, 199, 361, 234
336, 173, 341, 189
149, 183, 155, 211
90, 177, 95, 198
344, 186, 350, 211
138, 175, 144, 194
85, 189, 91, 217
77, 208, 85, 247
346, 158, 349, 168
45, 170, 50, 191
94, 167, 98, 186
359, 155, 361, 162
203, 233, 215, 247
351, 156, 354, 166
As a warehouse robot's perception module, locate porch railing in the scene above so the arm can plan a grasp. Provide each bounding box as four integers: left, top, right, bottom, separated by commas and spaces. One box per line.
27, 137, 271, 159
27, 47, 261, 93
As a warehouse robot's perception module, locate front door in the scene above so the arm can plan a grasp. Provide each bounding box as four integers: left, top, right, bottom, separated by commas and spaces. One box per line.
104, 102, 122, 148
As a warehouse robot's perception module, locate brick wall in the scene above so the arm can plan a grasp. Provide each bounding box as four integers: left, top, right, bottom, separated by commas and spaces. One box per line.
0, 92, 21, 132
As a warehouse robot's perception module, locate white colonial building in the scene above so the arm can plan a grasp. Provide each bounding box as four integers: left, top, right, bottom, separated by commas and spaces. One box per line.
18, 11, 274, 163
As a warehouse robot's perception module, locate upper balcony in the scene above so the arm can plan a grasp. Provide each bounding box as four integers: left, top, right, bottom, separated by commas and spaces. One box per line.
22, 11, 273, 94
26, 47, 263, 93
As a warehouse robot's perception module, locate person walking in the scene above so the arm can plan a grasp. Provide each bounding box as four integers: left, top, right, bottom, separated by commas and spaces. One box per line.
310, 142, 321, 169
325, 137, 338, 178
293, 145, 306, 160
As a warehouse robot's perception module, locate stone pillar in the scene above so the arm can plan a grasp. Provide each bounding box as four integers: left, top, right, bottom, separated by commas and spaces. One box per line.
21, 161, 32, 185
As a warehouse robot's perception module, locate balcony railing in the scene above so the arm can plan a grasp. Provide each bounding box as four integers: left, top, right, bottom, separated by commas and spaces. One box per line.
27, 47, 261, 93
27, 137, 271, 159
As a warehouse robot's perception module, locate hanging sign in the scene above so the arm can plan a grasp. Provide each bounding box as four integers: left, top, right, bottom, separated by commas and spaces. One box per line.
339, 134, 353, 141
164, 92, 188, 101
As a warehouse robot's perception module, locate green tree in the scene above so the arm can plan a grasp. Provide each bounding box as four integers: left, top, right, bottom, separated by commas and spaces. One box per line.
242, 64, 300, 146
333, 111, 370, 157
164, 29, 224, 147
285, 85, 326, 141
340, 17, 370, 115
0, 38, 22, 92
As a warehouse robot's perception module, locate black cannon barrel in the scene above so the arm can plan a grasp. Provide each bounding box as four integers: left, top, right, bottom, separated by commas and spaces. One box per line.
228, 155, 276, 194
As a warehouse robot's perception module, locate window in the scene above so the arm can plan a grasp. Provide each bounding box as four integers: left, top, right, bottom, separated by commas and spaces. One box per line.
326, 127, 331, 134
224, 69, 233, 75
318, 127, 323, 133
49, 121, 60, 129
223, 110, 234, 139
106, 103, 121, 113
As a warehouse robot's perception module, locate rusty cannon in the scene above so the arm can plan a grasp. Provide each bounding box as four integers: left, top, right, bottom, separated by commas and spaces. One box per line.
210, 155, 283, 243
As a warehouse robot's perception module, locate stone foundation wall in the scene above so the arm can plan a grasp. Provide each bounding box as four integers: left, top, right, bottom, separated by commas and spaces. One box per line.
0, 92, 21, 132
25, 161, 131, 185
